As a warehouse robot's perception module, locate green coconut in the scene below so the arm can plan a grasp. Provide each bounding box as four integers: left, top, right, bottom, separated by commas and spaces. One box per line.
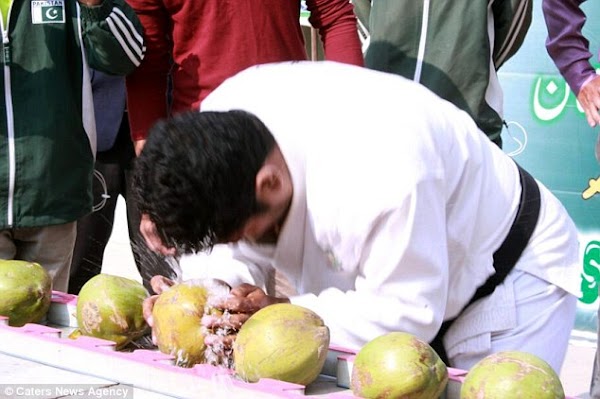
351, 332, 448, 399
75, 273, 149, 349
152, 278, 230, 367
460, 351, 565, 399
233, 303, 330, 386
0, 260, 52, 327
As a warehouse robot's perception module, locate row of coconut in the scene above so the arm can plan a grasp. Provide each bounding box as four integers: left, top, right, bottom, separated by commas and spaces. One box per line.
0, 260, 566, 399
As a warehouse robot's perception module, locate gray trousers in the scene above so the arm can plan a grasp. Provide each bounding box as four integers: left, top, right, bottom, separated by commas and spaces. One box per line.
0, 222, 77, 293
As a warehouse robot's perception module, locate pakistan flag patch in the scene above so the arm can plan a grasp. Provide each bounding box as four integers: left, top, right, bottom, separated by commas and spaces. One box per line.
31, 0, 65, 24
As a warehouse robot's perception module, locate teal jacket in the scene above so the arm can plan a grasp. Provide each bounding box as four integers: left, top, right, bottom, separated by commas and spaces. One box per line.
0, 0, 144, 229
364, 0, 531, 146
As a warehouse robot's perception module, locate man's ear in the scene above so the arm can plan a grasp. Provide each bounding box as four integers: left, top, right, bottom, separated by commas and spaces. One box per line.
255, 165, 282, 204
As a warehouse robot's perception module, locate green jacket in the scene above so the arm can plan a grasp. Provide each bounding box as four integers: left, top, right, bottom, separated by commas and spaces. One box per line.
364, 0, 531, 146
0, 0, 144, 229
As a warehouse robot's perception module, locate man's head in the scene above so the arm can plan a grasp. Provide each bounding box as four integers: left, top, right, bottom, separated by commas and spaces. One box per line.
134, 110, 293, 254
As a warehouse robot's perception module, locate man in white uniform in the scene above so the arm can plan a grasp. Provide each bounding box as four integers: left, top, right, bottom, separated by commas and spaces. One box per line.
134, 61, 580, 372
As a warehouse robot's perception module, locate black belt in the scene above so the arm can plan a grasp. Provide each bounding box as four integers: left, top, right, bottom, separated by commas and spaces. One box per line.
430, 162, 541, 365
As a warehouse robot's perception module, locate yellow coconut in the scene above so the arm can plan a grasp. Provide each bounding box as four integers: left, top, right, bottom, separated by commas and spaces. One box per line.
0, 260, 52, 327
351, 332, 448, 399
461, 351, 565, 399
75, 273, 149, 349
152, 278, 230, 367
233, 303, 330, 386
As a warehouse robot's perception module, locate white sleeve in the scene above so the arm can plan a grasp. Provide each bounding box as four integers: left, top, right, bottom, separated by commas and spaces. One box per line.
177, 244, 273, 291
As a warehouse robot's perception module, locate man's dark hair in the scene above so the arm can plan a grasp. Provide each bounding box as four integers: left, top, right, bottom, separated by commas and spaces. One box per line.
133, 110, 276, 253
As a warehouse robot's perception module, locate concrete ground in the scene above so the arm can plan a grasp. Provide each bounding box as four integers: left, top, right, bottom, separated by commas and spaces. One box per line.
102, 197, 598, 399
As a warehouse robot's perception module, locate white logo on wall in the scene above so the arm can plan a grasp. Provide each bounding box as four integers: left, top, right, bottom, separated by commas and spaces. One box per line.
31, 0, 65, 24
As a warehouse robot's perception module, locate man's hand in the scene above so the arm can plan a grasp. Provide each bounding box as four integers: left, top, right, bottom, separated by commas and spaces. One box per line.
578, 75, 600, 127
202, 284, 290, 354
134, 139, 146, 156
140, 213, 177, 256
141, 275, 176, 344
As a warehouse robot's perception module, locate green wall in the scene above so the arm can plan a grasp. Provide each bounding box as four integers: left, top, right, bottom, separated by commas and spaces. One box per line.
498, 0, 600, 338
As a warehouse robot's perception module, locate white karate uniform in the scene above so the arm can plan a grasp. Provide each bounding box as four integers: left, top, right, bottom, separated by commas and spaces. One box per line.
181, 61, 580, 372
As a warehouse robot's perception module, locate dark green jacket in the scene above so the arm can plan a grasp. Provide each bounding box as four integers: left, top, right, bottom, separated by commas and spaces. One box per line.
0, 0, 144, 229
364, 0, 531, 146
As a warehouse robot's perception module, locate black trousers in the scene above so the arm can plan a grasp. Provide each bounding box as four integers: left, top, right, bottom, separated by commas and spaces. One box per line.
68, 116, 174, 295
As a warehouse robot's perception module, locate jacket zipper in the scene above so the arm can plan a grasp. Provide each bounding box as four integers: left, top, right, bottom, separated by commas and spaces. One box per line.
2, 11, 15, 227
414, 0, 430, 83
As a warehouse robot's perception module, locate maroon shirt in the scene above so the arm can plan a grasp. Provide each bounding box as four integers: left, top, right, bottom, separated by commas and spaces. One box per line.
543, 0, 597, 94
125, 0, 364, 141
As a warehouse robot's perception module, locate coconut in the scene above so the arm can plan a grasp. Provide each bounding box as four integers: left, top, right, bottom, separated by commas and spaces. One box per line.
0, 260, 52, 327
75, 273, 149, 349
233, 303, 330, 386
152, 278, 231, 368
351, 331, 448, 399
460, 350, 565, 399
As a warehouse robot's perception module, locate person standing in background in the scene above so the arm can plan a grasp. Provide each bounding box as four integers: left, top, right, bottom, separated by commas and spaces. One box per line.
0, 0, 144, 293
125, 0, 364, 156
68, 71, 168, 295
542, 0, 600, 396
543, 0, 600, 149
362, 0, 532, 147
125, 0, 364, 292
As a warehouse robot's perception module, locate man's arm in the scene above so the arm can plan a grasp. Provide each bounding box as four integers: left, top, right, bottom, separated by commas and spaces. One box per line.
491, 0, 533, 69
543, 0, 600, 127
142, 245, 278, 348
542, 0, 596, 95
79, 0, 145, 76
307, 0, 364, 66
125, 0, 172, 145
